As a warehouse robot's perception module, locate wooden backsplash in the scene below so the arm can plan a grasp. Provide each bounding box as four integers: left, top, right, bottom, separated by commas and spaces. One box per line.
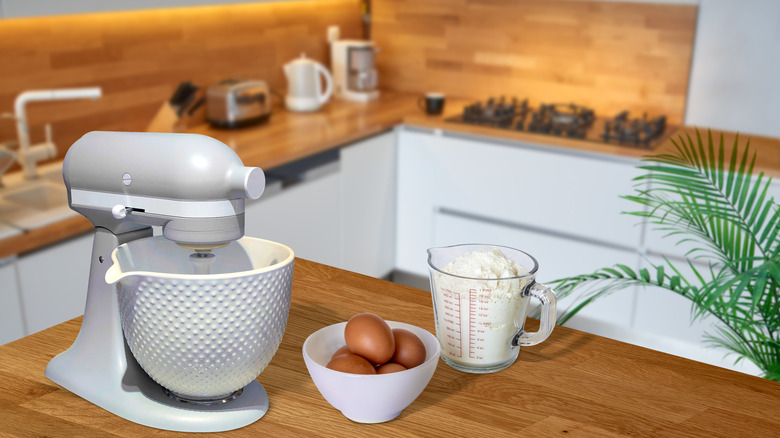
372, 0, 698, 124
0, 0, 363, 167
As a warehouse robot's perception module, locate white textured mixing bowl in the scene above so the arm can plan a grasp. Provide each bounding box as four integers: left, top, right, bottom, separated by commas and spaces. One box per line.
106, 236, 294, 401
302, 321, 440, 423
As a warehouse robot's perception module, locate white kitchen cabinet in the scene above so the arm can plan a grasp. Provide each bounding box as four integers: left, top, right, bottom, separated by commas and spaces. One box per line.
245, 131, 397, 277
340, 131, 397, 278
0, 257, 25, 345
16, 233, 92, 335
395, 128, 441, 275
244, 152, 342, 268
396, 127, 644, 276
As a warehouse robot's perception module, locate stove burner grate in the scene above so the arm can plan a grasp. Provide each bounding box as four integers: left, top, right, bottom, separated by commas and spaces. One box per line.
527, 103, 596, 139
601, 111, 667, 149
460, 96, 529, 128
445, 96, 672, 149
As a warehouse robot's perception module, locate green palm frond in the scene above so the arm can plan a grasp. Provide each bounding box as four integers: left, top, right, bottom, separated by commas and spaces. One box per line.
550, 129, 780, 381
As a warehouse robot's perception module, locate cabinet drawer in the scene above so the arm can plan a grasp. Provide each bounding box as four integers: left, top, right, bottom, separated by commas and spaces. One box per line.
427, 133, 644, 249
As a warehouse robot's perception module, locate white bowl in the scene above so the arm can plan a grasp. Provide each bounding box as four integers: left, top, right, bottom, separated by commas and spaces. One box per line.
302, 320, 440, 423
106, 236, 295, 401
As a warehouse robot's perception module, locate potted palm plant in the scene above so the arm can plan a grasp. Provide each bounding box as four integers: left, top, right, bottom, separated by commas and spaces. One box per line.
550, 129, 780, 381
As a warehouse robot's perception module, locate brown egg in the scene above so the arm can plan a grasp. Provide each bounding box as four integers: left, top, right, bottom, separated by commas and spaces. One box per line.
331, 345, 352, 359
376, 362, 407, 374
391, 328, 426, 369
344, 313, 395, 365
326, 353, 377, 374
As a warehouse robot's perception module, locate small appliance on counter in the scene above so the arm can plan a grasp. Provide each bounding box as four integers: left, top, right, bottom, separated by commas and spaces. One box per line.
45, 131, 295, 432
284, 54, 334, 112
206, 78, 272, 128
330, 39, 379, 102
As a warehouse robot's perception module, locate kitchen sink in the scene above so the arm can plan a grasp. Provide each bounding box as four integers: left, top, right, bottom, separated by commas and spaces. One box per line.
3, 183, 67, 210
0, 176, 75, 231
41, 168, 64, 184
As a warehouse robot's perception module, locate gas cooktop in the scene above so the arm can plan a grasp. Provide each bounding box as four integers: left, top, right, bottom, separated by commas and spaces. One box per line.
446, 96, 676, 149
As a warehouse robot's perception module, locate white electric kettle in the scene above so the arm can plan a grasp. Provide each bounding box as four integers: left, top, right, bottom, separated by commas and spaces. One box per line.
284, 54, 334, 112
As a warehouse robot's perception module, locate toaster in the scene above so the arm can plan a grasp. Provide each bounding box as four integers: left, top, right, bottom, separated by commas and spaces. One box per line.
206, 79, 271, 128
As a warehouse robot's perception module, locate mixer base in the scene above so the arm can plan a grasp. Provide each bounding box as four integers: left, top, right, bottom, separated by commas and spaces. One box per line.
165, 388, 243, 405
44, 228, 270, 432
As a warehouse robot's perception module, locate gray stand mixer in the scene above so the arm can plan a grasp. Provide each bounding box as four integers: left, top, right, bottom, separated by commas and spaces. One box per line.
44, 131, 289, 432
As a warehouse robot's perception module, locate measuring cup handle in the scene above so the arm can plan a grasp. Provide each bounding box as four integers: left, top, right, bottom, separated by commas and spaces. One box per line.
512, 282, 557, 347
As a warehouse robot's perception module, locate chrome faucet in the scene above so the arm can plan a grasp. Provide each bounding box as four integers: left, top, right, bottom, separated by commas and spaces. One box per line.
13, 87, 102, 179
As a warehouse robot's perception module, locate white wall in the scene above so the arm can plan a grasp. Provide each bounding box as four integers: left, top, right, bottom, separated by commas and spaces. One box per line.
685, 0, 780, 138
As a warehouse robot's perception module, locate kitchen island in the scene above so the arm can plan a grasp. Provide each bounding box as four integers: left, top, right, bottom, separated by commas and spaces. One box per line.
0, 258, 778, 437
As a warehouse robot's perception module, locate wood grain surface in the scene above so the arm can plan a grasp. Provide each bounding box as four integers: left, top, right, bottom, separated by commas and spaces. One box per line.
188, 91, 416, 171
0, 0, 364, 173
372, 0, 698, 125
0, 258, 778, 437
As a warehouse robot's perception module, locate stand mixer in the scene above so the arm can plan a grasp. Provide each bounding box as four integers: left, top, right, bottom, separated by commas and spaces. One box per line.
45, 131, 294, 432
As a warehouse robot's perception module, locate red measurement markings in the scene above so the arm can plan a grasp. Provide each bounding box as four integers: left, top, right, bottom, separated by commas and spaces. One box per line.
468, 288, 491, 360
442, 288, 462, 357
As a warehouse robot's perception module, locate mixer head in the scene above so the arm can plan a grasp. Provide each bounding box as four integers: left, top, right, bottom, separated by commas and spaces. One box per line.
63, 131, 265, 247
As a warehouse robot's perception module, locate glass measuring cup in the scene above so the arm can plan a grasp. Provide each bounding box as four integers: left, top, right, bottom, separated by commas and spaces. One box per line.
427, 244, 557, 373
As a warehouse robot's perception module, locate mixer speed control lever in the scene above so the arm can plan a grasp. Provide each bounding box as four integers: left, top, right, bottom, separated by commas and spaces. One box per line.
111, 205, 127, 219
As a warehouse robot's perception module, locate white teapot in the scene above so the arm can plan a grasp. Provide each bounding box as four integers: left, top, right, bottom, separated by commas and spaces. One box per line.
283, 53, 334, 112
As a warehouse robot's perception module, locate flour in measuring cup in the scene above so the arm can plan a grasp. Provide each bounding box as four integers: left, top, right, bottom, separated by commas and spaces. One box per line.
441, 248, 524, 276
434, 248, 531, 368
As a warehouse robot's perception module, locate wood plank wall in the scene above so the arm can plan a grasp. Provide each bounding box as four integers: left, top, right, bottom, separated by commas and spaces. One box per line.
372, 0, 698, 124
0, 0, 363, 170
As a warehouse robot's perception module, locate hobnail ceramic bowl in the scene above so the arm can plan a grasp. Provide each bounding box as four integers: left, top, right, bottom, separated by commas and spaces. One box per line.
302, 320, 440, 423
106, 236, 294, 401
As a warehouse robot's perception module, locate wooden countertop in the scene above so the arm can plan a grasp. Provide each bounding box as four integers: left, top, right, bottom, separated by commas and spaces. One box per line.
1, 258, 778, 437
3, 92, 780, 259
188, 91, 417, 171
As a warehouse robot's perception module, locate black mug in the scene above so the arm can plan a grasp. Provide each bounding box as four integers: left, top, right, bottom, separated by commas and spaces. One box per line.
419, 93, 445, 115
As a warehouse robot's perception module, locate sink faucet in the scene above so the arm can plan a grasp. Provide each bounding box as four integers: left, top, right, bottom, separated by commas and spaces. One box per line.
14, 87, 102, 179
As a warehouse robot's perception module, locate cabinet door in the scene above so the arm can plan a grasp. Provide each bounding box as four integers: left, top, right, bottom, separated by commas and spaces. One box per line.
245, 162, 341, 269
0, 260, 25, 345
340, 132, 396, 278
17, 233, 92, 335
430, 133, 644, 247
395, 129, 441, 274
